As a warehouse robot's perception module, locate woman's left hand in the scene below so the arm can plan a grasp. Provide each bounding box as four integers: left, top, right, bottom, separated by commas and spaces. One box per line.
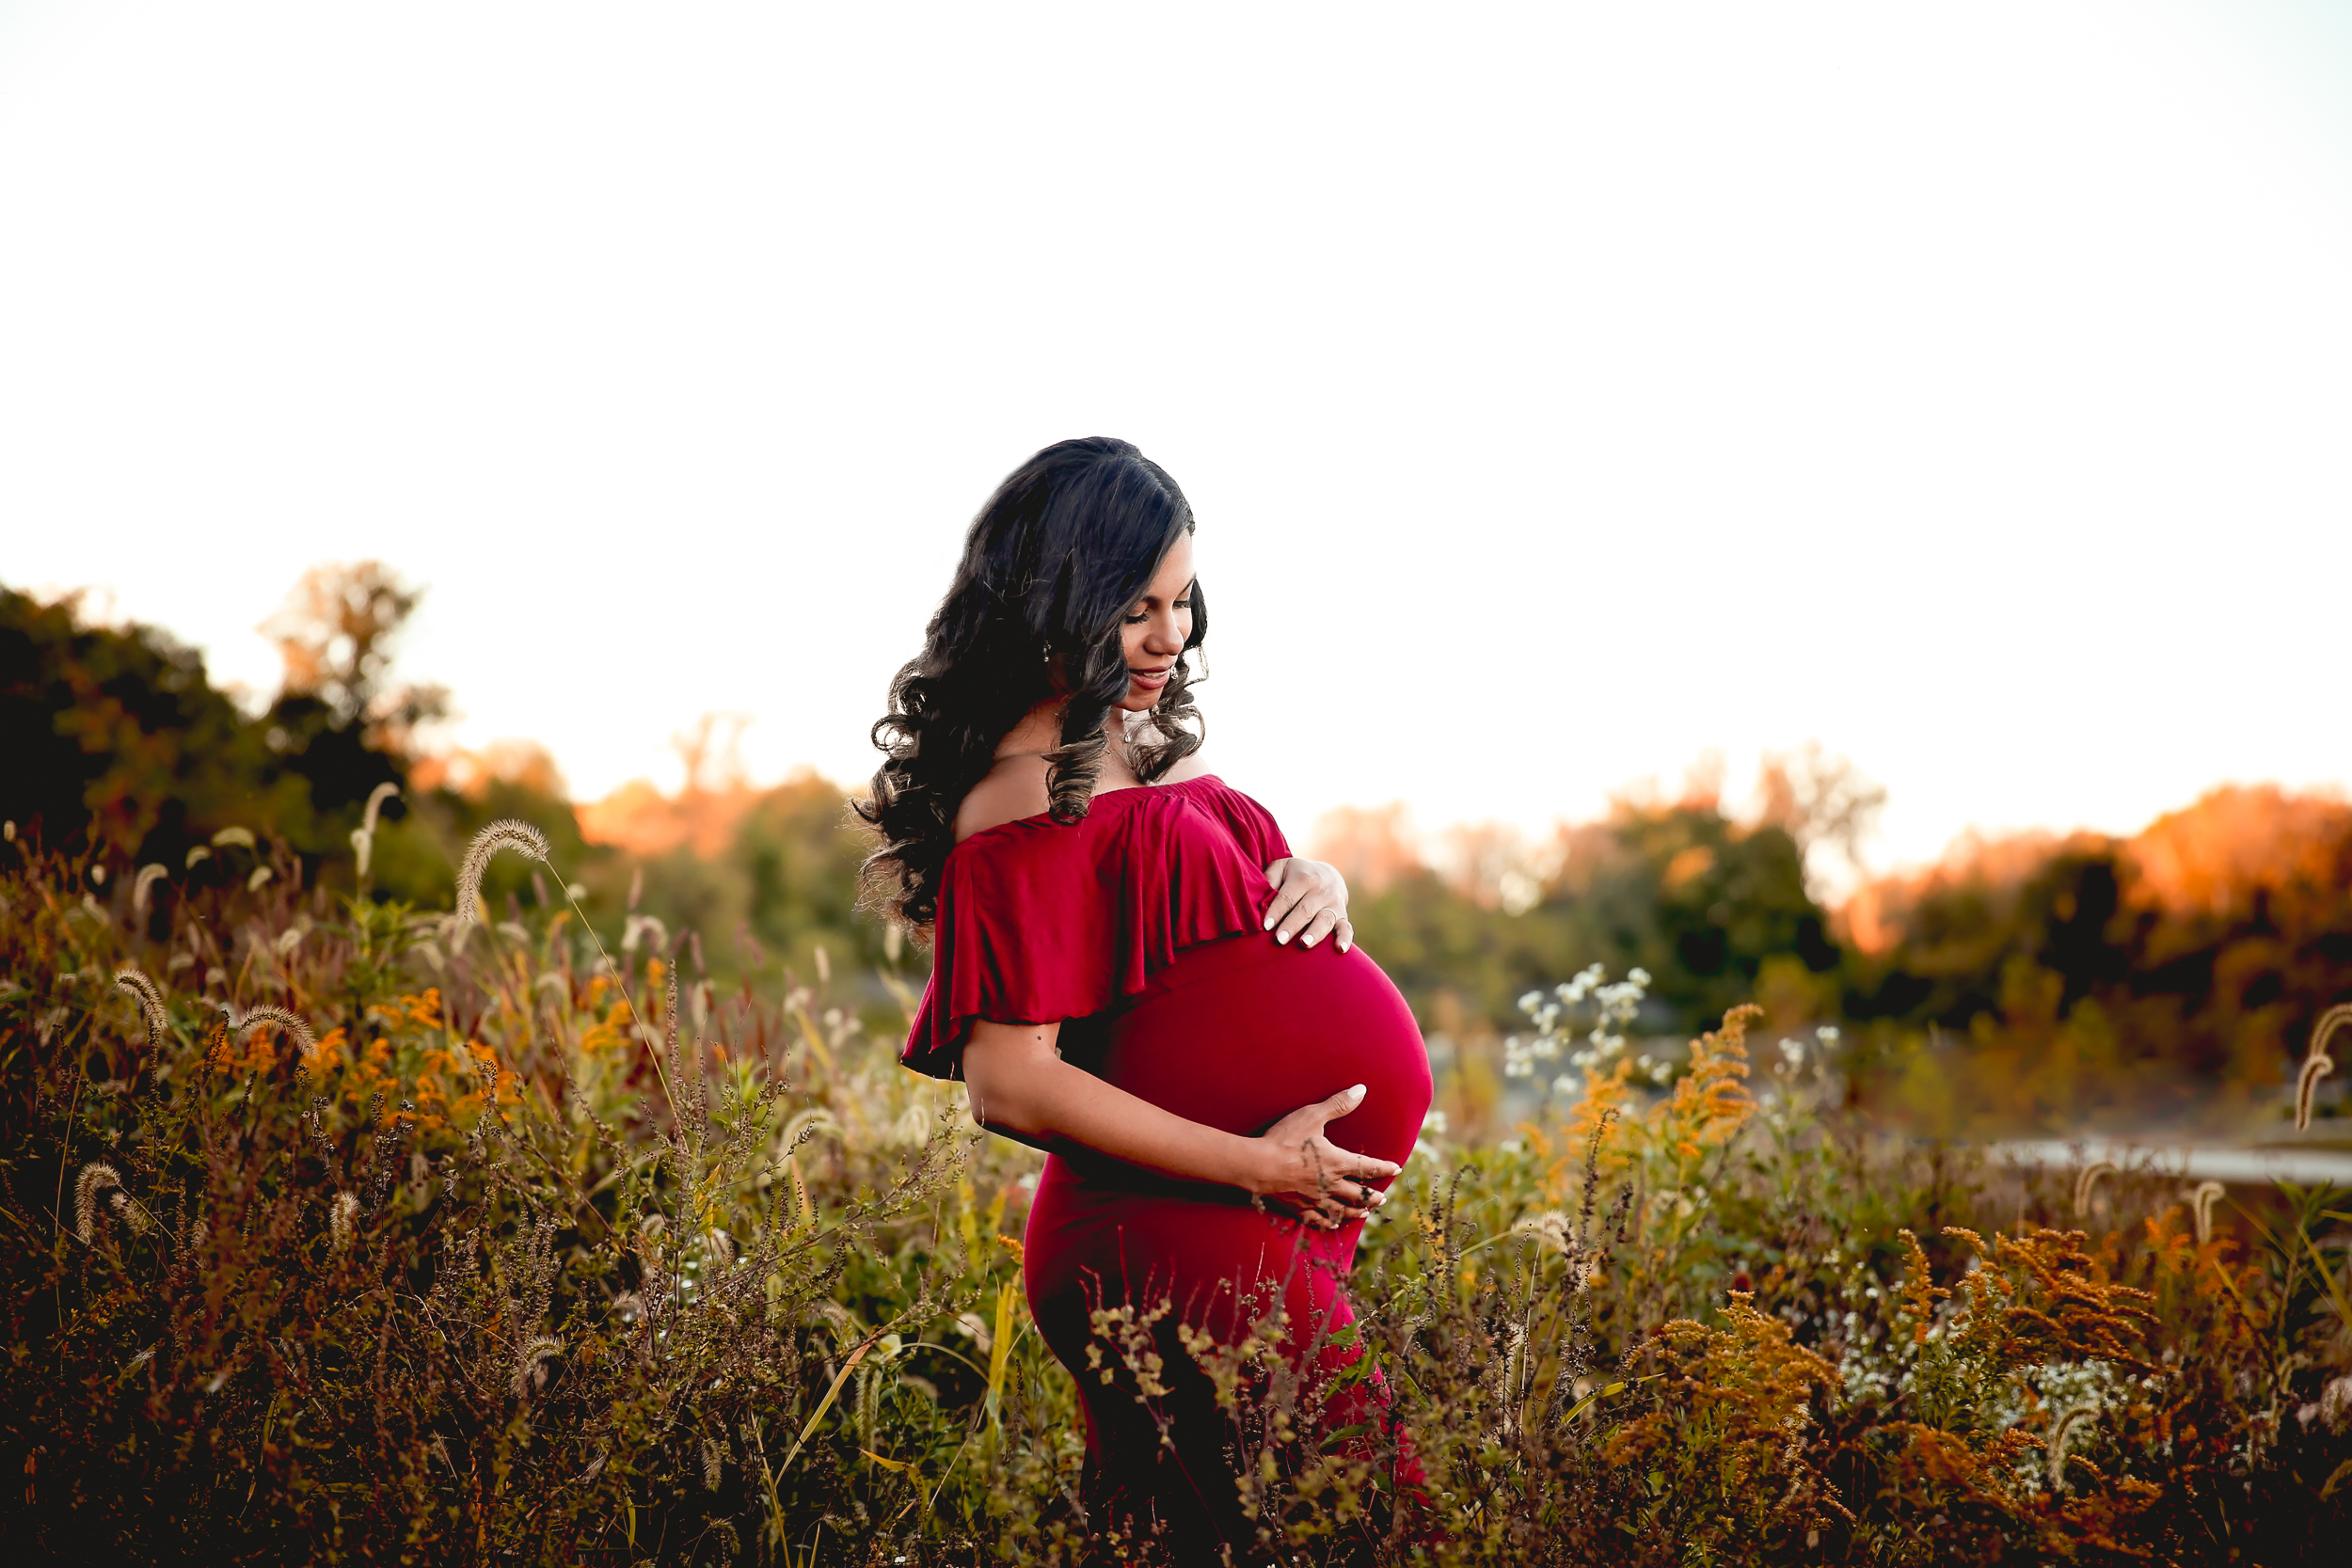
1262, 857, 1352, 953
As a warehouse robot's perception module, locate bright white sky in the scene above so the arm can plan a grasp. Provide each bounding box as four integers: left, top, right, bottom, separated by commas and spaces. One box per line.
5, 1, 2349, 878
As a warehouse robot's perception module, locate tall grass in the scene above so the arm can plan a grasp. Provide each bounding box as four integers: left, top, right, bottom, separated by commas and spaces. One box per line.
2, 834, 2348, 1563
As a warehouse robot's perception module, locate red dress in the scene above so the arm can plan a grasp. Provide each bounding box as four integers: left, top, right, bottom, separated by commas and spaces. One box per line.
905, 776, 1432, 1557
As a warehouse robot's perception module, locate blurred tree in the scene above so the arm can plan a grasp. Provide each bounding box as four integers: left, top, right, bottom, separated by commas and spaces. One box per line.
262, 560, 446, 739
1842, 787, 2352, 1131
256, 562, 445, 829
0, 584, 297, 858
1751, 741, 1885, 896
1338, 793, 1836, 1040
0, 566, 437, 875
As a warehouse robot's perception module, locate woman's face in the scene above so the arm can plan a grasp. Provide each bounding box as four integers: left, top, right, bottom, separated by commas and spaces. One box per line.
1116, 531, 1195, 714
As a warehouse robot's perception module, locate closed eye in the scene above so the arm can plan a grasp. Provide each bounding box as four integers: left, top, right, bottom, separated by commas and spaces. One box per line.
1124, 597, 1194, 624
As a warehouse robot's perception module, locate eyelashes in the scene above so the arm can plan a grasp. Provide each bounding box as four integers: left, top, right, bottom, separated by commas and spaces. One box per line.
1122, 597, 1195, 626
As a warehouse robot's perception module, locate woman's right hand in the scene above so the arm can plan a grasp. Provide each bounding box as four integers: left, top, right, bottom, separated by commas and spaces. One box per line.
1248, 1085, 1402, 1229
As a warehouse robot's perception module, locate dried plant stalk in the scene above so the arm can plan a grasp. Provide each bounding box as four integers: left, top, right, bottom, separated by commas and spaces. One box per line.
233, 1005, 318, 1055
351, 783, 400, 879
2048, 1404, 2099, 1492
2296, 1054, 2334, 1133
453, 819, 552, 928
73, 1163, 147, 1243
2293, 1003, 2346, 1132
2072, 1162, 2116, 1220
131, 863, 167, 916
114, 965, 167, 1053
2191, 1180, 2226, 1245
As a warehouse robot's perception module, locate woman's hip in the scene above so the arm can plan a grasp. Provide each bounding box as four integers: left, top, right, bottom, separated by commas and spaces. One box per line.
1024, 1158, 1359, 1342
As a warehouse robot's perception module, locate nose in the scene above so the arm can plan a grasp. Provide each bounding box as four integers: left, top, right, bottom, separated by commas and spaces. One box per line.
1141, 609, 1184, 655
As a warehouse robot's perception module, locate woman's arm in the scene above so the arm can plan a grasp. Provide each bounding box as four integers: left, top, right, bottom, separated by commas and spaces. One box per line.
962, 1020, 1399, 1228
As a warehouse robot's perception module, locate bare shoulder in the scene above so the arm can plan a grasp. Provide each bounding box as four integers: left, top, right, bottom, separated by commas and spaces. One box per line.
1154, 747, 1216, 785
954, 755, 1054, 843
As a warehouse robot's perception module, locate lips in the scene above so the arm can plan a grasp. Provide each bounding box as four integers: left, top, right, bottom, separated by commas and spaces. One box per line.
1128, 667, 1172, 689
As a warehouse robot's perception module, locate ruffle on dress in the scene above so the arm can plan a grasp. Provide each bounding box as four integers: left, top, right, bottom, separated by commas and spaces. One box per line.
901, 775, 1291, 1079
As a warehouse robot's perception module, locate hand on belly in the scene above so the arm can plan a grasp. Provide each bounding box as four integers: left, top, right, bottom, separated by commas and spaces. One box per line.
1247, 1083, 1403, 1228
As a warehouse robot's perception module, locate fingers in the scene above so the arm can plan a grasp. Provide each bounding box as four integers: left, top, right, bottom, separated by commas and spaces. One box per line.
1296, 906, 1343, 949
1321, 1084, 1368, 1120
1276, 1174, 1391, 1229
1334, 916, 1352, 955
1310, 1185, 1387, 1227
1263, 876, 1311, 941
1270, 1084, 1364, 1139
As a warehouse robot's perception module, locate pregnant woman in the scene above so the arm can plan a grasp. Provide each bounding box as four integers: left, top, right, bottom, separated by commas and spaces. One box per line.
860, 437, 1432, 1559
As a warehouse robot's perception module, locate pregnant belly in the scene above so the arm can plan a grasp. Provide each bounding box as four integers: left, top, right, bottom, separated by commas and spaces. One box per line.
1093, 929, 1431, 1177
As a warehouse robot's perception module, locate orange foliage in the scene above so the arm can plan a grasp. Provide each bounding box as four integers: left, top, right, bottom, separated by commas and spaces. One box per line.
1839, 784, 2352, 954
2122, 784, 2352, 918
1839, 829, 2101, 955
577, 775, 764, 860
409, 740, 567, 801
573, 715, 799, 861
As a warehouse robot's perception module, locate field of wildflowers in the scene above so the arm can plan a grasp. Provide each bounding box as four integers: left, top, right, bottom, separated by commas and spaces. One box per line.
5, 825, 2350, 1565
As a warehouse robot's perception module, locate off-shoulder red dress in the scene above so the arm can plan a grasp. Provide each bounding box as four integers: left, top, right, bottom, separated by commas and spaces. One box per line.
905, 775, 1432, 1556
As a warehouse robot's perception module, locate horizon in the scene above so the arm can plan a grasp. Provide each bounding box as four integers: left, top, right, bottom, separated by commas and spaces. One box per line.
14, 568, 2347, 899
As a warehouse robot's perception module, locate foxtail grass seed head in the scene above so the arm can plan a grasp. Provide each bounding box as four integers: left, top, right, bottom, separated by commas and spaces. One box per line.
515, 1338, 564, 1398
2072, 1162, 2116, 1220
352, 782, 400, 878
115, 964, 167, 1051
2319, 1373, 2352, 1432
132, 863, 167, 915
2312, 1002, 2352, 1063
212, 826, 255, 849
2296, 1053, 2334, 1132
184, 846, 210, 869
330, 1192, 359, 1250
2295, 1005, 2345, 1132
454, 819, 552, 927
75, 1163, 131, 1243
2048, 1404, 2098, 1492
2191, 1180, 2226, 1245
1512, 1210, 1574, 1255
234, 1005, 318, 1055
360, 782, 399, 836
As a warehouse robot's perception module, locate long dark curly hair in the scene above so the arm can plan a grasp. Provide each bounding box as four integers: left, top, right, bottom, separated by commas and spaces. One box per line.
857, 437, 1206, 927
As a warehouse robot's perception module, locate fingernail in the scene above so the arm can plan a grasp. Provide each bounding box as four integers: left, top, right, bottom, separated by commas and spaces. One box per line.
1302, 935, 1317, 948
1349, 1084, 1366, 1099
1277, 931, 1290, 944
